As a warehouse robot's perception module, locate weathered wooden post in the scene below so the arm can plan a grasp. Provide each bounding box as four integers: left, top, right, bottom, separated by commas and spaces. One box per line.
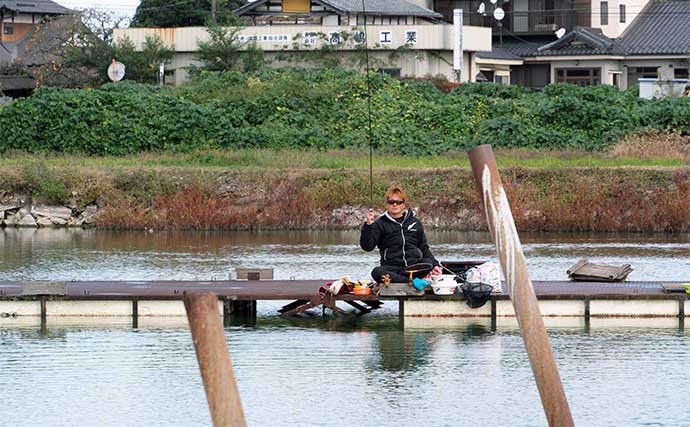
468, 144, 574, 427
184, 292, 246, 427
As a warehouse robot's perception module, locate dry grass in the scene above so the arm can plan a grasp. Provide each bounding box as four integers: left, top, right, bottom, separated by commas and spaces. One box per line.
609, 131, 690, 162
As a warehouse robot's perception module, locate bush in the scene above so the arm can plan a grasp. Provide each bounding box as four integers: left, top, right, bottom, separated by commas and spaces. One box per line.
1, 71, 689, 156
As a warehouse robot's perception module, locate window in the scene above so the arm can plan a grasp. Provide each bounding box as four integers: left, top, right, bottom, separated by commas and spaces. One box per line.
633, 67, 660, 78
619, 4, 626, 23
3, 25, 13, 35
600, 1, 608, 25
378, 68, 401, 78
555, 68, 602, 86
675, 68, 689, 79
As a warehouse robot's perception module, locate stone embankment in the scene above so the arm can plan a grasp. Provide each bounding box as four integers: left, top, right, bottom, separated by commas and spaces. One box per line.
1, 199, 98, 228
1, 166, 690, 232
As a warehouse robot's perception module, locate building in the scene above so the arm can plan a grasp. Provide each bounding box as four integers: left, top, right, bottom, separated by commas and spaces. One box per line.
0, 0, 72, 95
458, 0, 690, 89
114, 0, 492, 85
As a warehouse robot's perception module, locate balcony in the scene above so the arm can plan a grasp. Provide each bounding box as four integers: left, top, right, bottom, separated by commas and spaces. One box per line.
434, 2, 591, 34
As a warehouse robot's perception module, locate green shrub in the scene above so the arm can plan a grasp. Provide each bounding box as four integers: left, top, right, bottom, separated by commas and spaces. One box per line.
1, 71, 689, 156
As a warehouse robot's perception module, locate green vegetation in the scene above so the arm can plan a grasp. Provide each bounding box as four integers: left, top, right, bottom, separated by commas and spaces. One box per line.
1, 69, 689, 156
0, 148, 686, 170
131, 0, 245, 27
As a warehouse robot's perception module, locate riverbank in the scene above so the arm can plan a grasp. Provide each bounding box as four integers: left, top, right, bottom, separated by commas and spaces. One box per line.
1, 149, 689, 232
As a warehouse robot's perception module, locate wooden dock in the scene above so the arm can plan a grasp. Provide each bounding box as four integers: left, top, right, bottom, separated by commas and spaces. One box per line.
0, 280, 688, 323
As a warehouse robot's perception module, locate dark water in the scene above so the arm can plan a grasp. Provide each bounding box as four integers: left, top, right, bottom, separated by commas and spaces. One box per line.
1, 229, 689, 426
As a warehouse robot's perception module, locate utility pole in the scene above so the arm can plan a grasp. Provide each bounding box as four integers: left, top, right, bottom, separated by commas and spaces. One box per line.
453, 9, 463, 83
211, 0, 217, 23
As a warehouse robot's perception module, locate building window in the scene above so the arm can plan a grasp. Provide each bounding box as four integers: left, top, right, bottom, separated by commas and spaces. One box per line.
600, 1, 608, 25
633, 67, 660, 78
555, 68, 602, 86
378, 68, 401, 78
675, 68, 689, 79
619, 4, 626, 23
3, 25, 14, 35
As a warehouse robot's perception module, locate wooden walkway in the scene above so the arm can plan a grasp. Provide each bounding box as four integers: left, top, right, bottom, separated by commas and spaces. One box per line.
1, 279, 685, 299
1, 280, 687, 321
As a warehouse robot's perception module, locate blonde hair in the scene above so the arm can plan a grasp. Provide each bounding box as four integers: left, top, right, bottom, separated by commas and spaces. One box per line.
385, 185, 407, 204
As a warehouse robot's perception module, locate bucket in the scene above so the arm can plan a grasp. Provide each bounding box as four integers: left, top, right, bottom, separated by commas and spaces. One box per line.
431, 275, 458, 295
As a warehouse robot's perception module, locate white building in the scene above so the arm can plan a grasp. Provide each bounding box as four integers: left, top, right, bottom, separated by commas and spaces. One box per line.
114, 0, 492, 85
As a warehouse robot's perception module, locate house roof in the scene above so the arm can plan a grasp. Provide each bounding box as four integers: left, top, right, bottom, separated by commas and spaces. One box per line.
476, 46, 523, 61
235, 0, 442, 17
0, 42, 17, 66
0, 75, 35, 91
616, 0, 690, 55
535, 26, 624, 56
0, 0, 71, 15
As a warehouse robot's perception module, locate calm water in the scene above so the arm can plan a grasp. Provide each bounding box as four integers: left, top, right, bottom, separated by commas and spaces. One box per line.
1, 228, 690, 426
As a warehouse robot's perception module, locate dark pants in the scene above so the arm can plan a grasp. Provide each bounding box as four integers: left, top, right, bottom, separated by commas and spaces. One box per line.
372, 265, 428, 283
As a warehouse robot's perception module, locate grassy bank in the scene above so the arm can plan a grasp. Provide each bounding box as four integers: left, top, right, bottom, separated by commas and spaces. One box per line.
1, 138, 688, 170
1, 152, 689, 232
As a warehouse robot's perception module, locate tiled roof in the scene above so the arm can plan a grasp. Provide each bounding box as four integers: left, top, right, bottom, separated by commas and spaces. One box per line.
535, 26, 624, 56
236, 0, 441, 17
476, 47, 523, 60
321, 0, 441, 16
0, 42, 17, 66
616, 0, 690, 55
0, 0, 71, 15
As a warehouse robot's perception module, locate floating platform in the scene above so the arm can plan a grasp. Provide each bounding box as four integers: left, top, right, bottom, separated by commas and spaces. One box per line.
0, 280, 688, 325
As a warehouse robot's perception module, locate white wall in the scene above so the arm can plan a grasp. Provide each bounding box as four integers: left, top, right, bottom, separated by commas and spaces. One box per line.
548, 59, 623, 85
592, 0, 651, 38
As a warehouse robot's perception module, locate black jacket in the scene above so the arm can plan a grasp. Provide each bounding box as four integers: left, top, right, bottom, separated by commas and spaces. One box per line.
360, 209, 439, 268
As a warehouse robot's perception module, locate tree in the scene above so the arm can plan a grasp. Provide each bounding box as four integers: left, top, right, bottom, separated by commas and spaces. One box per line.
131, 0, 246, 28
17, 9, 173, 87
192, 24, 264, 73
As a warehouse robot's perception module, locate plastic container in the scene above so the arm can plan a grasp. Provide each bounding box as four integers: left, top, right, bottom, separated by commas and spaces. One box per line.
353, 287, 371, 296
431, 275, 457, 295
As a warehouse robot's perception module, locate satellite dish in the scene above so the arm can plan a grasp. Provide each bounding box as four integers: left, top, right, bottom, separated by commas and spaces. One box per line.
107, 59, 126, 82
490, 0, 498, 4
555, 27, 567, 38
477, 2, 485, 14
493, 7, 505, 21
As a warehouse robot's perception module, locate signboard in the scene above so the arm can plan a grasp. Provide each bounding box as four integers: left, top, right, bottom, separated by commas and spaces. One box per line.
238, 34, 290, 43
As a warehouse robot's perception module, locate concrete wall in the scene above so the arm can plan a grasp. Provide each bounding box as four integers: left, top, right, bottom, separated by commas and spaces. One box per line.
404, 298, 685, 318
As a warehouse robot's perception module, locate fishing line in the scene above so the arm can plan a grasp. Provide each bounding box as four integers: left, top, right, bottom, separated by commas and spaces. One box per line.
360, 0, 374, 204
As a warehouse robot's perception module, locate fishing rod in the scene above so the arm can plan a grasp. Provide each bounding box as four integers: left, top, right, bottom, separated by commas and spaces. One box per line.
360, 0, 374, 204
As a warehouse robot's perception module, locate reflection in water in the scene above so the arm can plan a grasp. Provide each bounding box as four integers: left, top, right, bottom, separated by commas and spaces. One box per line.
2, 228, 690, 281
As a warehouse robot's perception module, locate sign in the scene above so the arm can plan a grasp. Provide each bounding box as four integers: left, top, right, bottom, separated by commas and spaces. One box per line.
238, 34, 290, 43
303, 32, 318, 45
379, 31, 392, 44
328, 32, 341, 45
107, 60, 125, 82
352, 30, 366, 44
404, 30, 418, 44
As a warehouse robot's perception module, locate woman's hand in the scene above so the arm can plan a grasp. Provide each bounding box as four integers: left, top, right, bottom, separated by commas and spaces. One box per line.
431, 266, 442, 276
365, 209, 377, 225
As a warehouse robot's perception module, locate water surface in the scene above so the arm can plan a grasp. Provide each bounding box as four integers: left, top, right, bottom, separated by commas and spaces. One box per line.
1, 229, 689, 426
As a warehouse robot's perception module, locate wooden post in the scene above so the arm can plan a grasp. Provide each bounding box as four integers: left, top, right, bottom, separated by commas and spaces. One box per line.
184, 292, 246, 427
468, 145, 574, 427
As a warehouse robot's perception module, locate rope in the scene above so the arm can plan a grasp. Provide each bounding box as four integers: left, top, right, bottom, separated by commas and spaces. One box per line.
360, 0, 374, 204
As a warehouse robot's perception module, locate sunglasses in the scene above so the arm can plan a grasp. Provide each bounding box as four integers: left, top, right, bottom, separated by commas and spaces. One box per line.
386, 199, 405, 206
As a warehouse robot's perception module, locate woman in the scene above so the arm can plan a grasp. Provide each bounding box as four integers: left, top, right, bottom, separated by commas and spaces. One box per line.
360, 185, 442, 283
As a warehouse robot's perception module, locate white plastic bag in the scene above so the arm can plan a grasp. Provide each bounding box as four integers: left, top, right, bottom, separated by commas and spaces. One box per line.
477, 262, 502, 293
